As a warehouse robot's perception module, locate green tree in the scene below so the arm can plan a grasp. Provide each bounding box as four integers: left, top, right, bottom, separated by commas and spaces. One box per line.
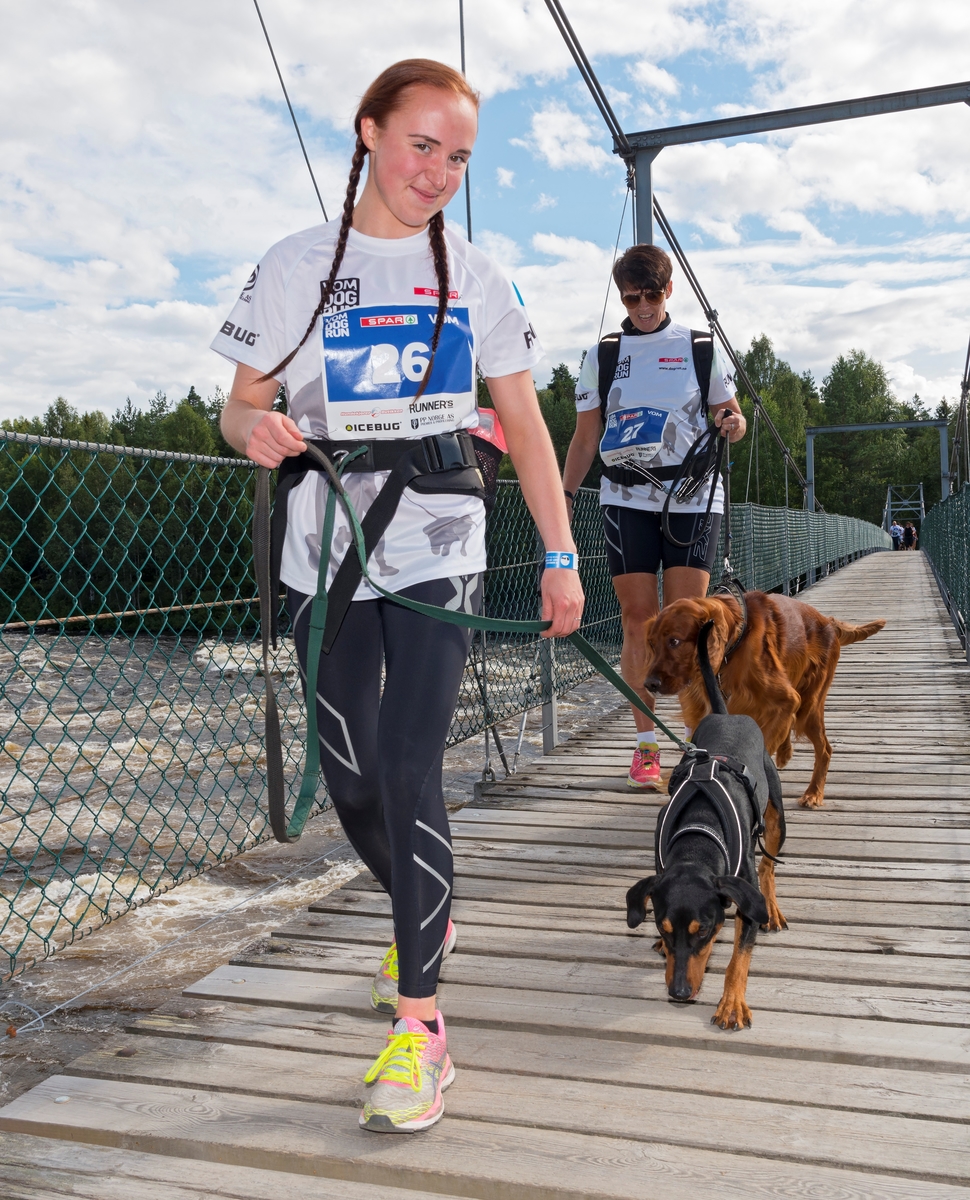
731, 336, 813, 508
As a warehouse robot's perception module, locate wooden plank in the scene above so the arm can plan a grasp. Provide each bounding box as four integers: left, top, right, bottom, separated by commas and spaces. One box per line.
130, 1005, 970, 1123
235, 942, 970, 1026
450, 809, 970, 846
59, 1036, 970, 1185
338, 875, 970, 928
274, 912, 970, 987
182, 966, 970, 1072
307, 892, 970, 957
453, 842, 970, 879
0, 1133, 462, 1200
440, 859, 969, 905
3, 1075, 968, 1200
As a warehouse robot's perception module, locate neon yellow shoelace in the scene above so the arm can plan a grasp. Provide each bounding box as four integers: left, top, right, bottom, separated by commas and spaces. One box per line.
364, 1029, 428, 1090
380, 941, 398, 980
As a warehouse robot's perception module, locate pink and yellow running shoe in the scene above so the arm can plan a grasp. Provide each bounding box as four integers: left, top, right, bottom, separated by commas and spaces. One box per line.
371, 920, 456, 1014
359, 1011, 455, 1133
628, 745, 662, 790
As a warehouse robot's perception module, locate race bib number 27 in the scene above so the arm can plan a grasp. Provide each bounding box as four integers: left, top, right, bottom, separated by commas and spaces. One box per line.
599, 405, 670, 467
322, 305, 475, 438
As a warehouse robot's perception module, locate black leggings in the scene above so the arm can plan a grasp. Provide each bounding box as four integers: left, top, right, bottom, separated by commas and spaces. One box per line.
288, 573, 482, 999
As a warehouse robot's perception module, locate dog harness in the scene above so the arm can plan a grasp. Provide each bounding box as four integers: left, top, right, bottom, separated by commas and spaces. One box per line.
657, 751, 761, 877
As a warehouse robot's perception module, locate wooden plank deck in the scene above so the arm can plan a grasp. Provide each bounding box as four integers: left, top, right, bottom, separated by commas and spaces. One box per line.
3, 549, 970, 1198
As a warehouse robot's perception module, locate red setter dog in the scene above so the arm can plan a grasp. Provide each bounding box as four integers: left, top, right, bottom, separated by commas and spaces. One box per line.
643, 593, 885, 807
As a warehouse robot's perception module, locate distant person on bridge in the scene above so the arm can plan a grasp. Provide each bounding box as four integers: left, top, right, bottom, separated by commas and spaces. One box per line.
216, 60, 583, 1135
561, 244, 746, 789
903, 521, 917, 550
890, 520, 903, 551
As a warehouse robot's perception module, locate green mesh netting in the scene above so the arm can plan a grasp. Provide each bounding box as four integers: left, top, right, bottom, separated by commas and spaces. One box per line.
922, 486, 970, 652
0, 430, 890, 980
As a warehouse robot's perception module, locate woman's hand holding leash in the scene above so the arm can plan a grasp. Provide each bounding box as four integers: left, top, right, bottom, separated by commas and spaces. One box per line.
541, 565, 585, 638
245, 411, 306, 468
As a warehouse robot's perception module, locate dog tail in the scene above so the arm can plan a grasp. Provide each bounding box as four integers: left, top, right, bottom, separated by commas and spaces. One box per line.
833, 617, 886, 645
698, 620, 728, 715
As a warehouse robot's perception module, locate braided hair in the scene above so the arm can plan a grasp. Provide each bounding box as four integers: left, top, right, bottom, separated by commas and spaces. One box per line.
261, 59, 478, 403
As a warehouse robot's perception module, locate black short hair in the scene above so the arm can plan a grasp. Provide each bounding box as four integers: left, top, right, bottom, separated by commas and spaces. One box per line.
612, 244, 672, 293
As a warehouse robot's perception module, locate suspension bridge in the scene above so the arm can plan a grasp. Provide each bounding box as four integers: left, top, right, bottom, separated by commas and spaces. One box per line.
2, 0, 970, 1195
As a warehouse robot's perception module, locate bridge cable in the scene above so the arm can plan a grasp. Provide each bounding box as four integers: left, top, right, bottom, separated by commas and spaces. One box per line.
458, 0, 473, 241
541, 0, 816, 507
252, 0, 328, 220
597, 187, 631, 342
950, 328, 970, 489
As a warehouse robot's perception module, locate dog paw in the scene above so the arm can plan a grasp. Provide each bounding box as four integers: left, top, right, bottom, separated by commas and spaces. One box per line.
652, 937, 666, 957
799, 792, 825, 808
712, 995, 752, 1030
761, 905, 788, 932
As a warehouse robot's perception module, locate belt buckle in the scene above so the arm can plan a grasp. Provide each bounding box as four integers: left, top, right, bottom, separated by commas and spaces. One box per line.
423, 431, 466, 473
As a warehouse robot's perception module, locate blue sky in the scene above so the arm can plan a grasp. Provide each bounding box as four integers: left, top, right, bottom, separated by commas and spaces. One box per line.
2, 0, 968, 421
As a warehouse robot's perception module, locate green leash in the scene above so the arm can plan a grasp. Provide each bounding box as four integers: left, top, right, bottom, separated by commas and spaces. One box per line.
262, 443, 693, 842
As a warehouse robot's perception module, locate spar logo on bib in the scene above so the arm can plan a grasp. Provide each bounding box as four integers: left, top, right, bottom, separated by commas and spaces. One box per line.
322, 304, 475, 438
659, 356, 688, 371
360, 313, 419, 328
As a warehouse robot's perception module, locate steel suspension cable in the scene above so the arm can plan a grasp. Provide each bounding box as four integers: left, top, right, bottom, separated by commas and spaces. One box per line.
252, 0, 328, 219
458, 0, 473, 241
541, 0, 813, 506
597, 187, 631, 342
541, 0, 633, 159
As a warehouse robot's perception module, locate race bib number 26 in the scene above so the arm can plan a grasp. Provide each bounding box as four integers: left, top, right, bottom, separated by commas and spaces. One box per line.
322, 305, 475, 438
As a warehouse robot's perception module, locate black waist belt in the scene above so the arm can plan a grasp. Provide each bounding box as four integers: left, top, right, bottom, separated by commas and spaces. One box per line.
269, 430, 484, 652
602, 461, 681, 487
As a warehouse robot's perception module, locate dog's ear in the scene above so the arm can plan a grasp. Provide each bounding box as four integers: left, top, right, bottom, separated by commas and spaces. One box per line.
704, 603, 732, 672
626, 876, 656, 929
715, 876, 769, 926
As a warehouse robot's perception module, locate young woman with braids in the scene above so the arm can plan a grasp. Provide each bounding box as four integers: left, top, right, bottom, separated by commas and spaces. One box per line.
214, 60, 583, 1133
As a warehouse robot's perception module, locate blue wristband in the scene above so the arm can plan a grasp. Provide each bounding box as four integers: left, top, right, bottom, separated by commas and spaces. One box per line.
545, 551, 577, 570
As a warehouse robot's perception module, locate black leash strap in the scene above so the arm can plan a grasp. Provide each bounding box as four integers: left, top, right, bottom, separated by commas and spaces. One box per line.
660, 425, 725, 549
254, 465, 291, 842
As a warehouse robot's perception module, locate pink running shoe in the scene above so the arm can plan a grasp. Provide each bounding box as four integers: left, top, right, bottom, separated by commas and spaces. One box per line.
628, 746, 662, 790
359, 1010, 455, 1133
371, 919, 457, 1014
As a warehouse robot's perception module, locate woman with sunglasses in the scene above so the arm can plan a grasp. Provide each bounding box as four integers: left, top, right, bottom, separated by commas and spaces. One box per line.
562, 244, 745, 789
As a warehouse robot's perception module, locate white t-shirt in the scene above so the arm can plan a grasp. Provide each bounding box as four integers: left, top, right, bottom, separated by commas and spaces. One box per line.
212, 221, 542, 598
575, 317, 736, 515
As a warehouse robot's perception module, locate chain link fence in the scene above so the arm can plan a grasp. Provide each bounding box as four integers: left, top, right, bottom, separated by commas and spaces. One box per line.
0, 431, 889, 980
922, 485, 970, 658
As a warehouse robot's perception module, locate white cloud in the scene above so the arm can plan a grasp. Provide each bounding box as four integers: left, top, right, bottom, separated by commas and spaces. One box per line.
474, 230, 522, 273
630, 61, 681, 97
496, 167, 515, 188
511, 103, 613, 172
532, 193, 558, 212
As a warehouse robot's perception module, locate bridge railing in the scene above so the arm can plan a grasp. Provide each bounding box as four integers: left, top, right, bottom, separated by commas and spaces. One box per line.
0, 431, 888, 980
921, 484, 970, 658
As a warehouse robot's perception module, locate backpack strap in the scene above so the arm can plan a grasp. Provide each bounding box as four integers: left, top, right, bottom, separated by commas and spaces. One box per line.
690, 329, 715, 411
597, 331, 624, 425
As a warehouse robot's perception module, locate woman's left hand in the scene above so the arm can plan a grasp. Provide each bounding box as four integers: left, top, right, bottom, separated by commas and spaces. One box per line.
714, 407, 746, 443
540, 567, 586, 638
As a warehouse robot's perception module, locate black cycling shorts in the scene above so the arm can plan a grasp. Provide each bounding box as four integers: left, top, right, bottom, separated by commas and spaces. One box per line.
603, 506, 721, 577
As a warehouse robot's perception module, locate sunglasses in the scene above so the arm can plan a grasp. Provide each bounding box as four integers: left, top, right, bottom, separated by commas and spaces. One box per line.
620, 287, 667, 308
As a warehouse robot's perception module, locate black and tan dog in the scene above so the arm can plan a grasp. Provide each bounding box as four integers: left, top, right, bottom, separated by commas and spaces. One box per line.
626, 621, 787, 1030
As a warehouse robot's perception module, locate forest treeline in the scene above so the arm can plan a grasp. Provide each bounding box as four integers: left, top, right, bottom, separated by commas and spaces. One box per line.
4, 337, 958, 528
